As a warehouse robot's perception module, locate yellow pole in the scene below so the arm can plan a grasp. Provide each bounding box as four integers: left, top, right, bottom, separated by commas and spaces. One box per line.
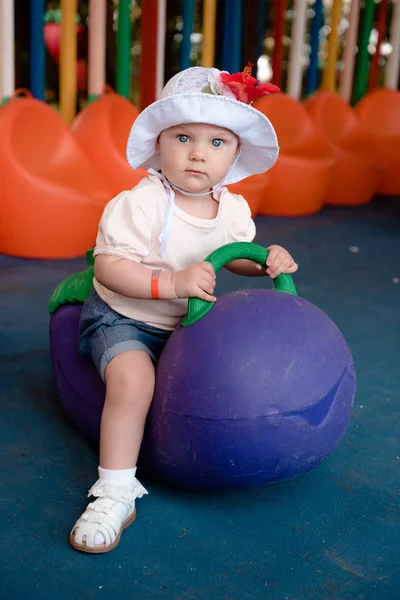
60, 0, 77, 124
202, 0, 217, 67
322, 0, 342, 91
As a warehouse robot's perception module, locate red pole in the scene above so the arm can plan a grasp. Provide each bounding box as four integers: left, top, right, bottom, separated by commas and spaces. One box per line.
271, 0, 286, 87
139, 0, 158, 110
368, 0, 389, 91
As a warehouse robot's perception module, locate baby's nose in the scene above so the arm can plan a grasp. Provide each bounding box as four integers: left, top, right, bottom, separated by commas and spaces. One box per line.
189, 146, 206, 161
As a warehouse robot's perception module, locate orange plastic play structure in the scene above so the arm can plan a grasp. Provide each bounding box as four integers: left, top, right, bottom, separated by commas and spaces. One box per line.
0, 96, 116, 259
253, 94, 334, 216
1, 86, 399, 260
304, 91, 380, 206
71, 91, 147, 197
227, 172, 270, 216
354, 89, 400, 196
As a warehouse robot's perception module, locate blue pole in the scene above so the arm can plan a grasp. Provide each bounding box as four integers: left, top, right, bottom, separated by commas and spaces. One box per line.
257, 0, 266, 61
180, 0, 196, 70
231, 0, 243, 73
305, 0, 323, 96
30, 0, 46, 100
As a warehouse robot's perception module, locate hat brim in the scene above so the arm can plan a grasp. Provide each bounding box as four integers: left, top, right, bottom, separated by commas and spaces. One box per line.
126, 93, 279, 185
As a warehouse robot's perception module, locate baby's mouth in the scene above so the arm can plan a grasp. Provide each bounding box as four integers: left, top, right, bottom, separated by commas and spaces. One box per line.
186, 169, 206, 176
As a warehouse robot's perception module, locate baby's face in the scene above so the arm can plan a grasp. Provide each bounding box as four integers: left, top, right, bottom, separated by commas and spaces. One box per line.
156, 123, 239, 194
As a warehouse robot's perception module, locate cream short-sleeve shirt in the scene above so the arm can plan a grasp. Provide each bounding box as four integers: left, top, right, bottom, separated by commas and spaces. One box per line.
93, 175, 256, 330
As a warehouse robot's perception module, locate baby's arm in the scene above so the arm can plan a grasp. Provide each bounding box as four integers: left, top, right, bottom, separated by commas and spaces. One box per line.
95, 255, 217, 302
225, 245, 298, 279
95, 255, 175, 299
225, 260, 265, 277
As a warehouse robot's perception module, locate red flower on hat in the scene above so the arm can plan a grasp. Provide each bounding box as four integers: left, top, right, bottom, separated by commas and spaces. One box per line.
220, 62, 280, 104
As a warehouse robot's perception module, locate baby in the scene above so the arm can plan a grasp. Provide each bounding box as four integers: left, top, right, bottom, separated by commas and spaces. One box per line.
70, 65, 298, 553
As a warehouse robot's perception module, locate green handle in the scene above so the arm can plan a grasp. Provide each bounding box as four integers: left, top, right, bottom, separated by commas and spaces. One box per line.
181, 242, 297, 327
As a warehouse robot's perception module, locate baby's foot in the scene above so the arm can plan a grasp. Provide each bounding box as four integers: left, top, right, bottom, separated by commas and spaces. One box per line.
69, 477, 147, 553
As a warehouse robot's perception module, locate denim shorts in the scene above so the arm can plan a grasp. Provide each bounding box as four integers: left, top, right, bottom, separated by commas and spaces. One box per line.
78, 289, 172, 382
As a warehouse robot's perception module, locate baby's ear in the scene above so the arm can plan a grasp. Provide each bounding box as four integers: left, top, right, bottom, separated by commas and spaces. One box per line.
155, 134, 161, 152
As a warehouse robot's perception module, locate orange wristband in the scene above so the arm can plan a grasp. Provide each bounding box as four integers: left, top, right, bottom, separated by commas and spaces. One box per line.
151, 270, 161, 299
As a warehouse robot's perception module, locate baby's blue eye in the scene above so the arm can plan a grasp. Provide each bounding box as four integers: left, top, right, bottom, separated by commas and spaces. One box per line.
212, 139, 224, 147
178, 134, 189, 143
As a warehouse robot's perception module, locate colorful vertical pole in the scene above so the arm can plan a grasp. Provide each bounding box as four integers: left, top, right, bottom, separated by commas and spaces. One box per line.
287, 0, 308, 99
30, 0, 45, 101
305, 0, 323, 96
60, 0, 77, 124
368, 0, 389, 90
180, 0, 195, 70
243, 0, 261, 69
257, 0, 266, 62
156, 0, 167, 98
384, 0, 400, 89
0, 0, 15, 103
139, 0, 158, 109
116, 0, 131, 98
88, 0, 106, 101
352, 0, 376, 103
322, 0, 342, 91
222, 0, 242, 72
340, 0, 360, 102
202, 0, 217, 67
271, 0, 286, 87
231, 0, 243, 73
222, 0, 233, 71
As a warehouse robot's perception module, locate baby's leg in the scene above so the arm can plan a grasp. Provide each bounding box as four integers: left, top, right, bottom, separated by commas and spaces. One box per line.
70, 350, 154, 553
100, 349, 155, 468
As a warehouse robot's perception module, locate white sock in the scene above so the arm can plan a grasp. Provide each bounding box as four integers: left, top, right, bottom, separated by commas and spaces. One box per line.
98, 466, 137, 486
94, 466, 137, 546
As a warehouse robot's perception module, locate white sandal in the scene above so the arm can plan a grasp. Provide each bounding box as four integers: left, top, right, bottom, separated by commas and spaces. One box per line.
69, 477, 148, 554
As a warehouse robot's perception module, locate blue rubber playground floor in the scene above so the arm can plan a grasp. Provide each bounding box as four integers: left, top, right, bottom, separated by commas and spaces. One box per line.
1, 197, 399, 599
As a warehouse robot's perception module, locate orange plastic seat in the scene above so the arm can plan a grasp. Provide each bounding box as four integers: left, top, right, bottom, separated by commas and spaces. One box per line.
227, 172, 270, 216
253, 94, 334, 216
354, 89, 400, 195
71, 92, 147, 196
304, 91, 380, 205
0, 98, 113, 259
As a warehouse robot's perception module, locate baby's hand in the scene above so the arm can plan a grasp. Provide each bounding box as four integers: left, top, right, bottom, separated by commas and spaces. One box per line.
265, 245, 298, 279
172, 262, 217, 302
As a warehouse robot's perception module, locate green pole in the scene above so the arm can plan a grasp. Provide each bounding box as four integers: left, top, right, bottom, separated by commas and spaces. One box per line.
116, 0, 131, 98
352, 0, 376, 104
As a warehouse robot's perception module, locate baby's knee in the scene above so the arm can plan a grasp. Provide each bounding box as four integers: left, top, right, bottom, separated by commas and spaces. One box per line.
105, 351, 155, 397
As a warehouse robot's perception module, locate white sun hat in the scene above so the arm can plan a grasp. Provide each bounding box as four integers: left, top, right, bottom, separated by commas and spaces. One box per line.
126, 66, 280, 186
